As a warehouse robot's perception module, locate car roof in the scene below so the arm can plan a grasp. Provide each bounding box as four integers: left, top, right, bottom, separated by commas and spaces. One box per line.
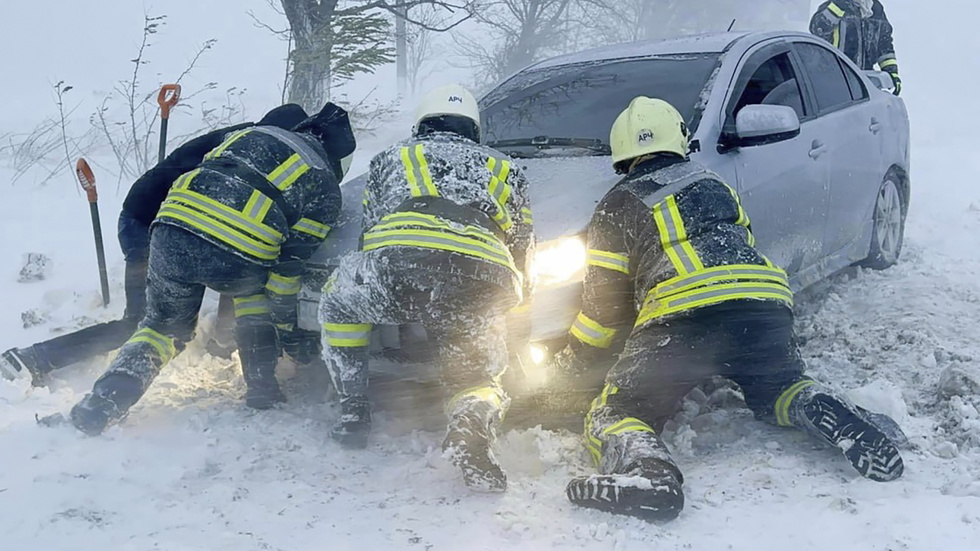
526, 31, 807, 71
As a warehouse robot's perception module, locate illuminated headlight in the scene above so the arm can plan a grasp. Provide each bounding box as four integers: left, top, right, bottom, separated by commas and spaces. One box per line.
532, 236, 587, 286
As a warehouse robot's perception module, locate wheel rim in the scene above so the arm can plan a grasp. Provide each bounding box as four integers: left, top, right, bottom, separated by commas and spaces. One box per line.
875, 180, 903, 263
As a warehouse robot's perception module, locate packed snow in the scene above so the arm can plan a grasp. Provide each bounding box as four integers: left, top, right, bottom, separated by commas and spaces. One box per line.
2, 1, 979, 550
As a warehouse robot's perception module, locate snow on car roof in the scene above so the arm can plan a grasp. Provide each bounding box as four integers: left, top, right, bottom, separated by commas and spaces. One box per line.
529, 32, 752, 70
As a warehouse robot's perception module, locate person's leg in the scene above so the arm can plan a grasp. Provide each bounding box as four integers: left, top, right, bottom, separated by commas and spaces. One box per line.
70, 228, 206, 435
205, 293, 238, 359
231, 291, 284, 409
725, 304, 904, 482
565, 323, 719, 522
318, 252, 410, 448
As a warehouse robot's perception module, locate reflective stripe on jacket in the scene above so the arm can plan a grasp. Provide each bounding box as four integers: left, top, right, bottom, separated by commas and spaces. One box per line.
810, 0, 898, 73
565, 157, 793, 354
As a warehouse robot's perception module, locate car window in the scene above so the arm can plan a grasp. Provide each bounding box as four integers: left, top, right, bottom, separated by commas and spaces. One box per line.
481, 55, 720, 154
796, 43, 854, 112
840, 59, 868, 101
732, 53, 806, 121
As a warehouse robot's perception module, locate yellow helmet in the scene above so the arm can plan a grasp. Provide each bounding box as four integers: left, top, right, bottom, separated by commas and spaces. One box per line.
610, 97, 689, 173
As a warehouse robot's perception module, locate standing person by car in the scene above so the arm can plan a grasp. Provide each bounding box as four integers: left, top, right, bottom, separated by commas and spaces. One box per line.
810, 0, 901, 94
66, 102, 355, 436
551, 96, 905, 522
318, 84, 534, 492
0, 104, 310, 385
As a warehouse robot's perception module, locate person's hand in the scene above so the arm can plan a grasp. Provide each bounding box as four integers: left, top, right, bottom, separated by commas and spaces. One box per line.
889, 71, 902, 96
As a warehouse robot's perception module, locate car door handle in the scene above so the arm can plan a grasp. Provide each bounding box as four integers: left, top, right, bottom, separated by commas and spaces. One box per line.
869, 118, 882, 135
809, 141, 828, 160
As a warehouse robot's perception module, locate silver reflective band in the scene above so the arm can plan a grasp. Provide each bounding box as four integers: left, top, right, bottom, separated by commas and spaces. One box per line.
363, 232, 513, 266
655, 203, 699, 274
323, 328, 372, 341
587, 251, 629, 271
664, 285, 794, 309
246, 195, 274, 220
158, 205, 280, 260
168, 190, 282, 244
271, 158, 308, 190
571, 318, 606, 342
251, 126, 329, 170
656, 267, 788, 296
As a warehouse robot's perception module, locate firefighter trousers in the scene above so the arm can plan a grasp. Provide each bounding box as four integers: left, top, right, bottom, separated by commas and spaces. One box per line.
586, 301, 810, 474
90, 225, 279, 410
318, 248, 519, 421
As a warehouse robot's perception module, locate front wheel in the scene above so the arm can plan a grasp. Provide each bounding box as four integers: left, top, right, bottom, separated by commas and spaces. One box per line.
861, 176, 906, 270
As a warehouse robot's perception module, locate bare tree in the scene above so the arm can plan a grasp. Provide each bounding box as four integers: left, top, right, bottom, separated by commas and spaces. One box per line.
403, 4, 447, 95
453, 0, 574, 89
275, 0, 478, 111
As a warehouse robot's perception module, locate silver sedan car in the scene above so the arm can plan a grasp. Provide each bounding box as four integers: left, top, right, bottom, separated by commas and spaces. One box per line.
299, 30, 910, 377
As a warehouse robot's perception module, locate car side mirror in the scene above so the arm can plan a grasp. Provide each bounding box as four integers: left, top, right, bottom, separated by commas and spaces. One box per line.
735, 105, 801, 147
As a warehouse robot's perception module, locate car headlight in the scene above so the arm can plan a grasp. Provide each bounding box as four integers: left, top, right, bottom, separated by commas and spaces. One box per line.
532, 236, 587, 286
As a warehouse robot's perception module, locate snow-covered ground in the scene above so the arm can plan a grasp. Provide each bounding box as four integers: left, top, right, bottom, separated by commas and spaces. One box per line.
3, 2, 980, 550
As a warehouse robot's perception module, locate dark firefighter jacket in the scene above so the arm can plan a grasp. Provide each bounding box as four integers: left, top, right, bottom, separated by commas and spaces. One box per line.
362, 131, 535, 309
153, 124, 342, 330
555, 156, 793, 370
810, 1, 899, 74
122, 104, 309, 227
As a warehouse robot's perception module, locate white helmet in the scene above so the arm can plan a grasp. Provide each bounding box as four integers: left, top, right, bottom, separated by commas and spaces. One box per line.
413, 84, 481, 139
610, 97, 689, 173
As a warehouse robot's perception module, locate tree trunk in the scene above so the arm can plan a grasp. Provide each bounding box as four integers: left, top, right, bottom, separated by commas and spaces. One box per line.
281, 0, 339, 112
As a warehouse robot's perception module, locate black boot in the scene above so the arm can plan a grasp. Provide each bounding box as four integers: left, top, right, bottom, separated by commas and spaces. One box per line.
331, 395, 372, 449
566, 458, 685, 522
443, 409, 507, 492
793, 391, 904, 482
237, 324, 285, 410
70, 373, 144, 436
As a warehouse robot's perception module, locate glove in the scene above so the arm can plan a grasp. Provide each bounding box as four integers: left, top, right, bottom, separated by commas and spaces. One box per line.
279, 326, 321, 365
888, 71, 902, 96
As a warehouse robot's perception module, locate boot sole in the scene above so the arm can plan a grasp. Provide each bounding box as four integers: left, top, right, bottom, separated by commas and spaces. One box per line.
567, 474, 684, 522
807, 394, 904, 482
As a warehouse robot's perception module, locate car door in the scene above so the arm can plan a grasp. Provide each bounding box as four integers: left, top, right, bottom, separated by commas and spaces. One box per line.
721, 43, 830, 276
793, 41, 883, 262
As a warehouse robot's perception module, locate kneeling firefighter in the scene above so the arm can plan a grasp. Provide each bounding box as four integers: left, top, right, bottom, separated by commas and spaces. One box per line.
69, 103, 356, 436
318, 84, 534, 492
551, 97, 905, 522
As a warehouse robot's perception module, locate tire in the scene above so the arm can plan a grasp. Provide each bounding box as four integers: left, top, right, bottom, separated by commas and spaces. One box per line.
861, 175, 906, 270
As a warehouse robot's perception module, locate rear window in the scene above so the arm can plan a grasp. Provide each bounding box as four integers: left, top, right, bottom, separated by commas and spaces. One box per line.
481, 55, 720, 150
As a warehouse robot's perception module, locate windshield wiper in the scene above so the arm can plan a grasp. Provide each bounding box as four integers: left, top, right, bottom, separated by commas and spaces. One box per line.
486, 136, 612, 157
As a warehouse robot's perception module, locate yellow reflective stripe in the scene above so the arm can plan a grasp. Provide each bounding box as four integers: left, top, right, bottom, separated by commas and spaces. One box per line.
832, 26, 841, 48
372, 212, 500, 244
172, 168, 200, 190
414, 144, 438, 196
879, 58, 898, 70
128, 327, 177, 362
486, 158, 514, 232
322, 322, 372, 347
653, 196, 704, 276
828, 2, 844, 17
234, 295, 271, 317
167, 188, 284, 243
157, 205, 281, 261
585, 385, 619, 466
653, 264, 789, 300
521, 207, 534, 225
401, 146, 423, 197
447, 385, 505, 416
267, 153, 310, 191
363, 229, 516, 272
244, 191, 275, 222
603, 417, 655, 437
569, 311, 618, 349
725, 184, 750, 228
292, 218, 331, 240
587, 249, 630, 275
637, 281, 794, 327
266, 273, 302, 296
775, 379, 816, 426
204, 129, 252, 161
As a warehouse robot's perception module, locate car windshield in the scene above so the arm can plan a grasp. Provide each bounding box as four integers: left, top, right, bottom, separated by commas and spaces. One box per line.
481, 54, 720, 158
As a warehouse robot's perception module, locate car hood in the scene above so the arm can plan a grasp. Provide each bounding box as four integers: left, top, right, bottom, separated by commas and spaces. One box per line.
309, 155, 620, 267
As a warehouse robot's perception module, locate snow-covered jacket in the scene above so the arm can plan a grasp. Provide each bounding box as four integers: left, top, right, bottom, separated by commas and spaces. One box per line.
153, 126, 342, 329
554, 156, 792, 368
811, 0, 898, 73
362, 132, 535, 307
